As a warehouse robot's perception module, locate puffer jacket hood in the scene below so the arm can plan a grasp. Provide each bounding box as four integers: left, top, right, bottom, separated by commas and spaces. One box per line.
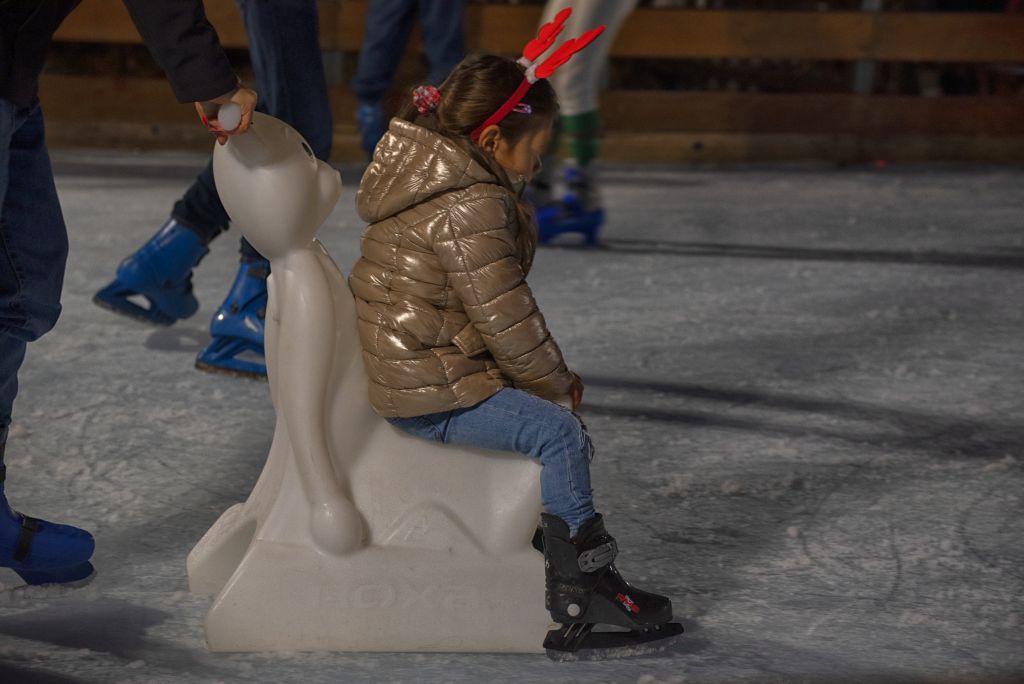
357, 118, 496, 224
350, 118, 574, 418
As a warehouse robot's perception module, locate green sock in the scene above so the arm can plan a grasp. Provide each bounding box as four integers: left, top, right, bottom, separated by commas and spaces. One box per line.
562, 111, 601, 166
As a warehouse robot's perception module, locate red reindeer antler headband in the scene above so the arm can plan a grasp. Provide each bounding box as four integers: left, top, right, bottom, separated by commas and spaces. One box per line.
469, 7, 605, 142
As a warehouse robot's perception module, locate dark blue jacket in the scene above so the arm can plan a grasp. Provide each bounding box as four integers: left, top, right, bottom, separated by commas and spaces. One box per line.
0, 0, 237, 108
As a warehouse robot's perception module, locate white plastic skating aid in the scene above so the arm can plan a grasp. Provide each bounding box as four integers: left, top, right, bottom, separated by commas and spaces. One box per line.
186, 112, 548, 653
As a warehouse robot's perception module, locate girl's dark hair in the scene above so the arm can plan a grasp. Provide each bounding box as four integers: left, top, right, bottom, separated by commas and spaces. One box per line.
400, 53, 559, 275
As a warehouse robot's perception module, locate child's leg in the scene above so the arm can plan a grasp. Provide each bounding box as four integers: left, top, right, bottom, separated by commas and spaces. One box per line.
387, 388, 595, 534
390, 388, 681, 648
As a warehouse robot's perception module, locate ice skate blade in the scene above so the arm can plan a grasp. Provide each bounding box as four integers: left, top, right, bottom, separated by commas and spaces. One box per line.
93, 289, 175, 327
196, 334, 267, 380
544, 621, 684, 661
195, 359, 268, 381
13, 561, 96, 588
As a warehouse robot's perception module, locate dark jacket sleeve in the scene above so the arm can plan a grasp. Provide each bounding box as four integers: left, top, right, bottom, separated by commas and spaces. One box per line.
121, 0, 237, 103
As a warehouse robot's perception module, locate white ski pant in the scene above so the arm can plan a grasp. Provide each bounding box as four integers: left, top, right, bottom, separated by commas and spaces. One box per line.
539, 0, 640, 117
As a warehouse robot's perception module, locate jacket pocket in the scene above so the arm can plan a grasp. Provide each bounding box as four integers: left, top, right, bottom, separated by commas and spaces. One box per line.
452, 322, 487, 357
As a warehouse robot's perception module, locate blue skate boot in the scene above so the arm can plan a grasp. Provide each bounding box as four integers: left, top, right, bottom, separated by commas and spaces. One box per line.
195, 258, 269, 380
0, 426, 95, 586
93, 219, 209, 326
357, 101, 387, 159
536, 165, 604, 246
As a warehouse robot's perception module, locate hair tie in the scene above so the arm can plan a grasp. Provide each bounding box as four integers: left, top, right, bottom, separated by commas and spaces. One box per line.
412, 85, 441, 115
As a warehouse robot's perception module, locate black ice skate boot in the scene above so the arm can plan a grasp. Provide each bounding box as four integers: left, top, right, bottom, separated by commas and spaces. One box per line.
540, 513, 683, 660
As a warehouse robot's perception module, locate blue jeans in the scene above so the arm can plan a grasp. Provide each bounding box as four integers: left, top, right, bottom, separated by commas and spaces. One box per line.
352, 0, 466, 103
172, 0, 333, 259
0, 99, 68, 428
387, 388, 596, 533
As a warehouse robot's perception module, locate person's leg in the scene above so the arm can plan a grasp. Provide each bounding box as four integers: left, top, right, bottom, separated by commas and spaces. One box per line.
176, 0, 334, 237
352, 0, 418, 157
194, 253, 269, 380
0, 99, 94, 585
553, 0, 635, 183
549, 0, 636, 120
98, 0, 334, 330
0, 102, 68, 365
98, 85, 230, 326
534, 0, 638, 245
0, 102, 35, 431
418, 0, 466, 86
237, 0, 333, 161
171, 164, 231, 242
194, 0, 332, 378
179, 0, 333, 236
388, 388, 595, 532
388, 387, 677, 642
95, 158, 213, 324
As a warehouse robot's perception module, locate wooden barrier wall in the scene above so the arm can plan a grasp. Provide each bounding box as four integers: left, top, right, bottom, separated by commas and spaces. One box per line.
40, 0, 1024, 162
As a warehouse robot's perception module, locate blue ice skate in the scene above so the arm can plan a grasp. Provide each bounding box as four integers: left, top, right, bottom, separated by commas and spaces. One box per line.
195, 259, 269, 380
93, 219, 209, 326
536, 197, 604, 246
535, 167, 604, 246
0, 426, 95, 586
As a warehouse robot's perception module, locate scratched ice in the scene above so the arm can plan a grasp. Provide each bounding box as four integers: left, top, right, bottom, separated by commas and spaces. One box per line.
0, 151, 1021, 683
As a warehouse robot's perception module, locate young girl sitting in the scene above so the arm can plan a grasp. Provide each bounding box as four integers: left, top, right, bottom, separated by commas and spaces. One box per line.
349, 30, 680, 654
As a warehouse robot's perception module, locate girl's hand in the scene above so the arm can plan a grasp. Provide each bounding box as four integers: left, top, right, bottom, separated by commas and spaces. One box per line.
196, 86, 257, 144
570, 372, 584, 411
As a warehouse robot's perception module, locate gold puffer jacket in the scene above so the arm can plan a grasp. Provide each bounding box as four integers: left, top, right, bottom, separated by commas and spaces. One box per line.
349, 119, 574, 417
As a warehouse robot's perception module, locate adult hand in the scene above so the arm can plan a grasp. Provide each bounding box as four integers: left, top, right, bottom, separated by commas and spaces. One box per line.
569, 372, 584, 411
196, 86, 257, 144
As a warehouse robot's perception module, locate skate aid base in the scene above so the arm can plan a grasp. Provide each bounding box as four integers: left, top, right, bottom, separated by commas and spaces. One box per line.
188, 421, 548, 653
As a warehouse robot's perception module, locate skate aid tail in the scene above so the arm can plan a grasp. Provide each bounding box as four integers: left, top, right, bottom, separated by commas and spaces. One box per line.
186, 110, 549, 653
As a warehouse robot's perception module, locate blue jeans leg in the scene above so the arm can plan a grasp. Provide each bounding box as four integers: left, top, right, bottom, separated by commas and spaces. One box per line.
387, 388, 596, 533
0, 99, 69, 428
352, 0, 418, 104
172, 0, 332, 256
418, 0, 465, 86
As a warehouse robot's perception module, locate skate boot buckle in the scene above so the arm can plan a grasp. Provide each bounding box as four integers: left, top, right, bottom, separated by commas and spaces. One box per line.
578, 539, 617, 572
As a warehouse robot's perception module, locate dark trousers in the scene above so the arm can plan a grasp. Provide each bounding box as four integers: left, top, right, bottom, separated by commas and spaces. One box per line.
352, 0, 465, 104
0, 99, 67, 428
172, 0, 333, 261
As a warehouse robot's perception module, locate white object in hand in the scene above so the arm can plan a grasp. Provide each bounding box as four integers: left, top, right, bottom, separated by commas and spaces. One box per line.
217, 103, 242, 132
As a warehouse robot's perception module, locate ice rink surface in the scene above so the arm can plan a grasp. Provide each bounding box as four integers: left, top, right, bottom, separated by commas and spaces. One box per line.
1, 150, 1022, 683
